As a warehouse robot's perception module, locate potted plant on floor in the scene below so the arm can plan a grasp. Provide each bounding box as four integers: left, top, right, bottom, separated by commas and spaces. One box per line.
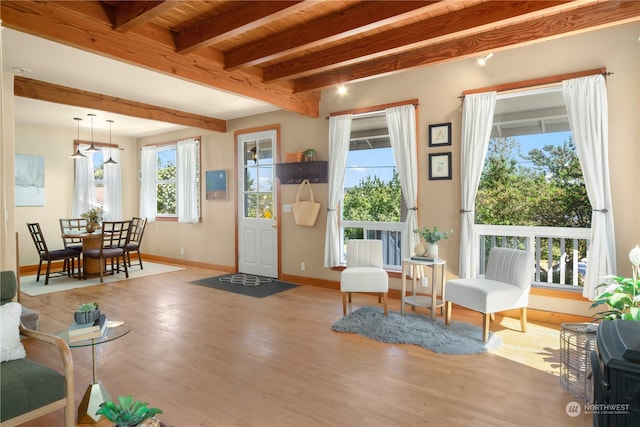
591, 245, 640, 321
96, 395, 163, 427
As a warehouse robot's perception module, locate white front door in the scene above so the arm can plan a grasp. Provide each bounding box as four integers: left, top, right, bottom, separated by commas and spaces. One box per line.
237, 129, 278, 278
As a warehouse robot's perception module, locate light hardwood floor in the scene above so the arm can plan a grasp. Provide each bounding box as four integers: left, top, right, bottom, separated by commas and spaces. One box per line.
17, 265, 592, 427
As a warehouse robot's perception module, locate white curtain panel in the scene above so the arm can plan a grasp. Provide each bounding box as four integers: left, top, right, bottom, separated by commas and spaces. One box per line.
323, 114, 352, 267
386, 104, 419, 258
176, 138, 199, 223
459, 92, 497, 278
562, 74, 616, 300
72, 144, 96, 217
103, 148, 122, 220
139, 146, 157, 221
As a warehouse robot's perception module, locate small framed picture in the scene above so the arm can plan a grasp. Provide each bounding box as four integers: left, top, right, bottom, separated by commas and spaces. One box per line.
429, 152, 452, 180
428, 122, 452, 147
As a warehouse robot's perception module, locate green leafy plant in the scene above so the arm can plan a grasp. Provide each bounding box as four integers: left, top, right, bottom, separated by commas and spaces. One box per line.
413, 226, 450, 244
96, 395, 163, 427
81, 207, 103, 223
591, 245, 640, 321
77, 302, 99, 312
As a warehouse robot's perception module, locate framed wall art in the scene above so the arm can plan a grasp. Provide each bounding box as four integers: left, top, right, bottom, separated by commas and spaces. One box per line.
428, 152, 452, 180
428, 122, 452, 147
15, 153, 45, 206
206, 169, 228, 200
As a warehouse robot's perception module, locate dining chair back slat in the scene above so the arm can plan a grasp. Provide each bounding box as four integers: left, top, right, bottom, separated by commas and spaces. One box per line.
83, 220, 131, 282
125, 217, 147, 269
59, 218, 86, 252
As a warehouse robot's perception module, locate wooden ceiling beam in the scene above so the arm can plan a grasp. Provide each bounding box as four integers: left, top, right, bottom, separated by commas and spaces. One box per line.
1, 0, 320, 118
174, 1, 305, 55
224, 1, 439, 70
264, 0, 574, 82
293, 0, 640, 92
14, 76, 228, 133
111, 1, 177, 33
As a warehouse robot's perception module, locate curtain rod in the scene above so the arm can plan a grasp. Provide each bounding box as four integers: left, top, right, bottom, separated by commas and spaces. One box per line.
326, 98, 419, 119
459, 68, 611, 99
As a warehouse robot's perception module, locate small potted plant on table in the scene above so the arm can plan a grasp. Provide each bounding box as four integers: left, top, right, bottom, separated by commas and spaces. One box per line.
413, 226, 450, 258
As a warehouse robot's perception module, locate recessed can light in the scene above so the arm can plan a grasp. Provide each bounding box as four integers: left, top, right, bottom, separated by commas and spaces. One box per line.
12, 67, 32, 75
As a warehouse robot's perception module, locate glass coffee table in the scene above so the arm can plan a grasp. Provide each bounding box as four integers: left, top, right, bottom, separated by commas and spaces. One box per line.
59, 320, 131, 423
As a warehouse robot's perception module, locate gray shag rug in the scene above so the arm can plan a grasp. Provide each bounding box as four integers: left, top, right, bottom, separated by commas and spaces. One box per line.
331, 306, 502, 354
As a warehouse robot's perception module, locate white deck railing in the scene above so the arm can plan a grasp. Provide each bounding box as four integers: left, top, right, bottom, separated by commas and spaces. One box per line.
342, 220, 405, 269
473, 224, 591, 288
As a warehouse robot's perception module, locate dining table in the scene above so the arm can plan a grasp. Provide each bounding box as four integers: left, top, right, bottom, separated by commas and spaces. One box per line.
62, 230, 103, 277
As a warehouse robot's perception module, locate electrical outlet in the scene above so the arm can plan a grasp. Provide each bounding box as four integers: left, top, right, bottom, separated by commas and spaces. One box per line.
300, 262, 305, 271
421, 277, 428, 288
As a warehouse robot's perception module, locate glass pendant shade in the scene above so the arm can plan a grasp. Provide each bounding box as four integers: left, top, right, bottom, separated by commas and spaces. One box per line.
104, 119, 118, 165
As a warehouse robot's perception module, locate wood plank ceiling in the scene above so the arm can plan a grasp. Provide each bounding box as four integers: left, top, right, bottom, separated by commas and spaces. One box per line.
2, 0, 639, 131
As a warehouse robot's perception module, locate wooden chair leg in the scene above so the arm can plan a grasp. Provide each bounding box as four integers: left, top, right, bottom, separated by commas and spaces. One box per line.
378, 293, 382, 303
342, 292, 348, 316
36, 259, 43, 282
445, 301, 452, 325
482, 313, 490, 342
138, 250, 144, 270
382, 292, 388, 316
490, 313, 496, 322
520, 307, 527, 333
348, 292, 352, 303
45, 260, 52, 285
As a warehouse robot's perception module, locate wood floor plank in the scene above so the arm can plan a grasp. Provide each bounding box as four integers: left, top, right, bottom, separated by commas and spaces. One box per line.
16, 265, 591, 427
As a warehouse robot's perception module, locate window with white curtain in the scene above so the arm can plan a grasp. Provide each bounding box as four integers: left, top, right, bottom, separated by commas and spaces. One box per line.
475, 86, 591, 288
140, 137, 200, 222
342, 113, 404, 269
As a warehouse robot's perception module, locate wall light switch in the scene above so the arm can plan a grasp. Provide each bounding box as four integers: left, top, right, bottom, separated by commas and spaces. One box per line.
283, 204, 292, 213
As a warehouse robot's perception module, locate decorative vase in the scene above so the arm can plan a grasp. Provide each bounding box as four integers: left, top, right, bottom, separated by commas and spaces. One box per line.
426, 243, 439, 258
413, 243, 427, 256
86, 221, 99, 233
74, 308, 100, 324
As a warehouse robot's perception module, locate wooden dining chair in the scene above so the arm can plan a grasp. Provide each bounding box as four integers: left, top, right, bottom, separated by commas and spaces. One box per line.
83, 220, 131, 282
124, 217, 147, 269
59, 218, 87, 253
26, 223, 80, 285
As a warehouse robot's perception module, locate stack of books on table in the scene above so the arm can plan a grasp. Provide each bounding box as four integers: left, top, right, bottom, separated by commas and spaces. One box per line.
410, 255, 438, 262
68, 314, 108, 342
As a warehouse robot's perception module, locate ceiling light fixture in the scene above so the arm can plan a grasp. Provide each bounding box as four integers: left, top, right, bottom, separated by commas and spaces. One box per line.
69, 117, 86, 159
477, 53, 493, 66
84, 113, 100, 153
337, 84, 347, 95
104, 120, 118, 165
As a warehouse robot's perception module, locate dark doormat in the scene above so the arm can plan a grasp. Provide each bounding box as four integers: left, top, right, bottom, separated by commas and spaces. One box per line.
189, 274, 299, 298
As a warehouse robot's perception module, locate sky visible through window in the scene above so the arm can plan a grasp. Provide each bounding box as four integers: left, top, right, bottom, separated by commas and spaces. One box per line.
344, 130, 572, 188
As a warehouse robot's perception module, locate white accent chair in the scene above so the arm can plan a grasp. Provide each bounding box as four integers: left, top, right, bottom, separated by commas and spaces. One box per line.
340, 239, 388, 316
444, 247, 534, 342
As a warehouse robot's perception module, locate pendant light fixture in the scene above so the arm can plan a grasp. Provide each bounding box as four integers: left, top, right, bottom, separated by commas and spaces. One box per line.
104, 119, 118, 165
69, 117, 86, 159
84, 113, 100, 153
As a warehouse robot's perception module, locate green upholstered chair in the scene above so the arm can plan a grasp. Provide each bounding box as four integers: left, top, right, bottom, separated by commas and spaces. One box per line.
0, 270, 39, 330
0, 271, 75, 427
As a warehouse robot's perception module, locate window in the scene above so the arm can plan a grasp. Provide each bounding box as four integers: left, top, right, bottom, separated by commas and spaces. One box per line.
342, 113, 404, 269
141, 138, 200, 222
90, 150, 105, 207
156, 146, 177, 216
475, 86, 591, 288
